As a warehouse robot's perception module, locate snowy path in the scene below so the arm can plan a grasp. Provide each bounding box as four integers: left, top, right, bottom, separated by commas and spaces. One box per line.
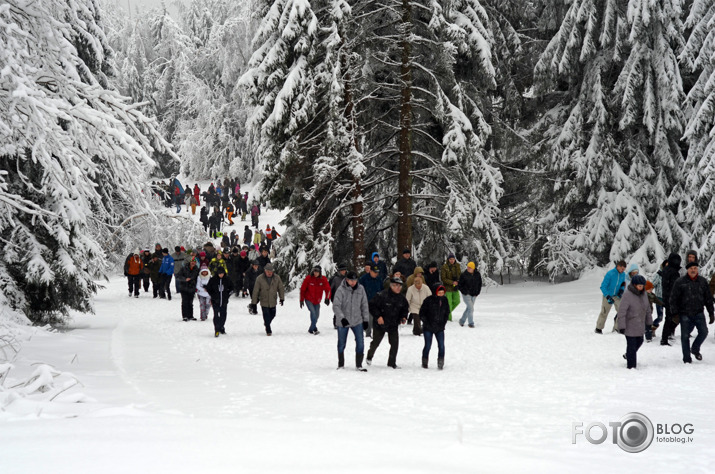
3, 270, 715, 472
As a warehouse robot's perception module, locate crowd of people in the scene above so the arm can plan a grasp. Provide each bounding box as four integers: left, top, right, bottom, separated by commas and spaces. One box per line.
595, 250, 714, 369
125, 236, 484, 371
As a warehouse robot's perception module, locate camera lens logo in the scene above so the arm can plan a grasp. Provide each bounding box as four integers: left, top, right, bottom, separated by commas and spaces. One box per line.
617, 413, 654, 453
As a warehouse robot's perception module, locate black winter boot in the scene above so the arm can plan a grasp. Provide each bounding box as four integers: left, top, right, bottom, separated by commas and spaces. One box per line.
356, 354, 367, 372
437, 358, 444, 370
422, 357, 428, 369
338, 353, 345, 369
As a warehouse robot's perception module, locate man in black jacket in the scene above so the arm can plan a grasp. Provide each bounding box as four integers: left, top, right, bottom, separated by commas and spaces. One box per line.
458, 262, 482, 328
393, 249, 416, 278
661, 253, 682, 346
207, 268, 234, 337
178, 258, 200, 321
366, 277, 409, 369
669, 261, 714, 363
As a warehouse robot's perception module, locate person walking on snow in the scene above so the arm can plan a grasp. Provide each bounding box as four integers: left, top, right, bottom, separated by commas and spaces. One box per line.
178, 258, 200, 321
207, 267, 233, 337
392, 248, 417, 279
669, 260, 714, 363
196, 265, 212, 321
300, 265, 332, 335
370, 252, 388, 281
660, 253, 682, 345
594, 260, 627, 334
358, 265, 384, 338
458, 262, 482, 328
250, 263, 285, 336
159, 248, 175, 300
333, 272, 370, 371
420, 284, 450, 370
616, 275, 652, 369
440, 253, 461, 321
406, 275, 431, 336
329, 263, 348, 328
125, 250, 144, 297
366, 276, 409, 369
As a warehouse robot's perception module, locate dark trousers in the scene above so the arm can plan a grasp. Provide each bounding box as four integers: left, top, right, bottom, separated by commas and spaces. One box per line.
181, 292, 195, 320
410, 313, 422, 335
367, 325, 399, 366
681, 313, 709, 362
127, 275, 141, 295
142, 274, 150, 291
262, 306, 277, 334
423, 330, 445, 360
625, 335, 643, 368
160, 274, 173, 299
661, 306, 679, 343
212, 302, 228, 332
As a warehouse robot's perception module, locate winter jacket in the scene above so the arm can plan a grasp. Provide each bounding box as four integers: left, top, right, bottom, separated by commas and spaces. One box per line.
147, 259, 162, 283
371, 253, 388, 280
256, 254, 271, 269
368, 289, 409, 330
329, 272, 346, 302
419, 295, 451, 333
196, 273, 211, 298
393, 257, 417, 280
209, 257, 229, 277
406, 282, 431, 315
252, 273, 285, 308
171, 252, 186, 276
617, 284, 653, 337
670, 273, 715, 318
244, 266, 263, 292
243, 228, 252, 244
126, 255, 143, 276
159, 255, 175, 276
440, 261, 462, 292
600, 266, 626, 299
424, 266, 441, 290
458, 270, 482, 297
207, 275, 233, 306
233, 255, 251, 278
662, 253, 682, 304
300, 274, 331, 305
177, 263, 200, 294
251, 204, 260, 217
405, 267, 424, 288
332, 280, 370, 327
358, 273, 383, 301
625, 263, 639, 283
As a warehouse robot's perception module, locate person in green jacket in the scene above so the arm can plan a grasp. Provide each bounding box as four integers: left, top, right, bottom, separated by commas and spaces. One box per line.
440, 253, 461, 321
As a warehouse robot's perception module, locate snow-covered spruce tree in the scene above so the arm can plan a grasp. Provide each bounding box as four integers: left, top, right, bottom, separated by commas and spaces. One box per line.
355, 0, 508, 271
680, 0, 715, 274
533, 0, 686, 275
0, 0, 173, 323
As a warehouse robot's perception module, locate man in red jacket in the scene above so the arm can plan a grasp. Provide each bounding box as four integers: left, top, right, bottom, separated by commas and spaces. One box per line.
300, 265, 332, 335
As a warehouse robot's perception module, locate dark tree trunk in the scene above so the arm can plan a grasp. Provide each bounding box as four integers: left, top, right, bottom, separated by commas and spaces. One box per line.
397, 0, 413, 253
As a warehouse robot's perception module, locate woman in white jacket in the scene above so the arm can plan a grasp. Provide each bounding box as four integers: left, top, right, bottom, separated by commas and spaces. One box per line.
406, 276, 432, 336
196, 265, 212, 321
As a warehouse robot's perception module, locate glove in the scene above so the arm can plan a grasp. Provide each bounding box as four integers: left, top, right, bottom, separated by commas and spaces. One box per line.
300, 300, 304, 309
619, 329, 625, 334
606, 296, 614, 305
341, 318, 349, 327
709, 314, 714, 325
280, 300, 284, 306
362, 322, 369, 331
673, 315, 679, 325
325, 298, 330, 306
248, 303, 257, 314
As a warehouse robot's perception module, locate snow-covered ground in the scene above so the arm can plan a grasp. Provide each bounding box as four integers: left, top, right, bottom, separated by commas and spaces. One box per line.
2, 186, 714, 473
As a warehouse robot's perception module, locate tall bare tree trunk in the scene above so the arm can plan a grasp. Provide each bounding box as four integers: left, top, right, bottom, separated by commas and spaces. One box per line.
397, 0, 413, 254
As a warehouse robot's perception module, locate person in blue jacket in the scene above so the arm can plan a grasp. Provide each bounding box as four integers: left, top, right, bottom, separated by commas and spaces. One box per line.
595, 260, 627, 334
370, 252, 388, 281
158, 248, 175, 301
359, 265, 384, 338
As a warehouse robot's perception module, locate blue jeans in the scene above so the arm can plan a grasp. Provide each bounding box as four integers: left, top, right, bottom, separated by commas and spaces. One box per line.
653, 305, 663, 326
460, 295, 477, 326
423, 330, 445, 359
681, 313, 709, 362
306, 301, 320, 332
337, 324, 365, 355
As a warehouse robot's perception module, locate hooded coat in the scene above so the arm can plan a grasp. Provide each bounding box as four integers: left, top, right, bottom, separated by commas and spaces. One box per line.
617, 284, 653, 337
419, 294, 451, 333
662, 253, 682, 304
